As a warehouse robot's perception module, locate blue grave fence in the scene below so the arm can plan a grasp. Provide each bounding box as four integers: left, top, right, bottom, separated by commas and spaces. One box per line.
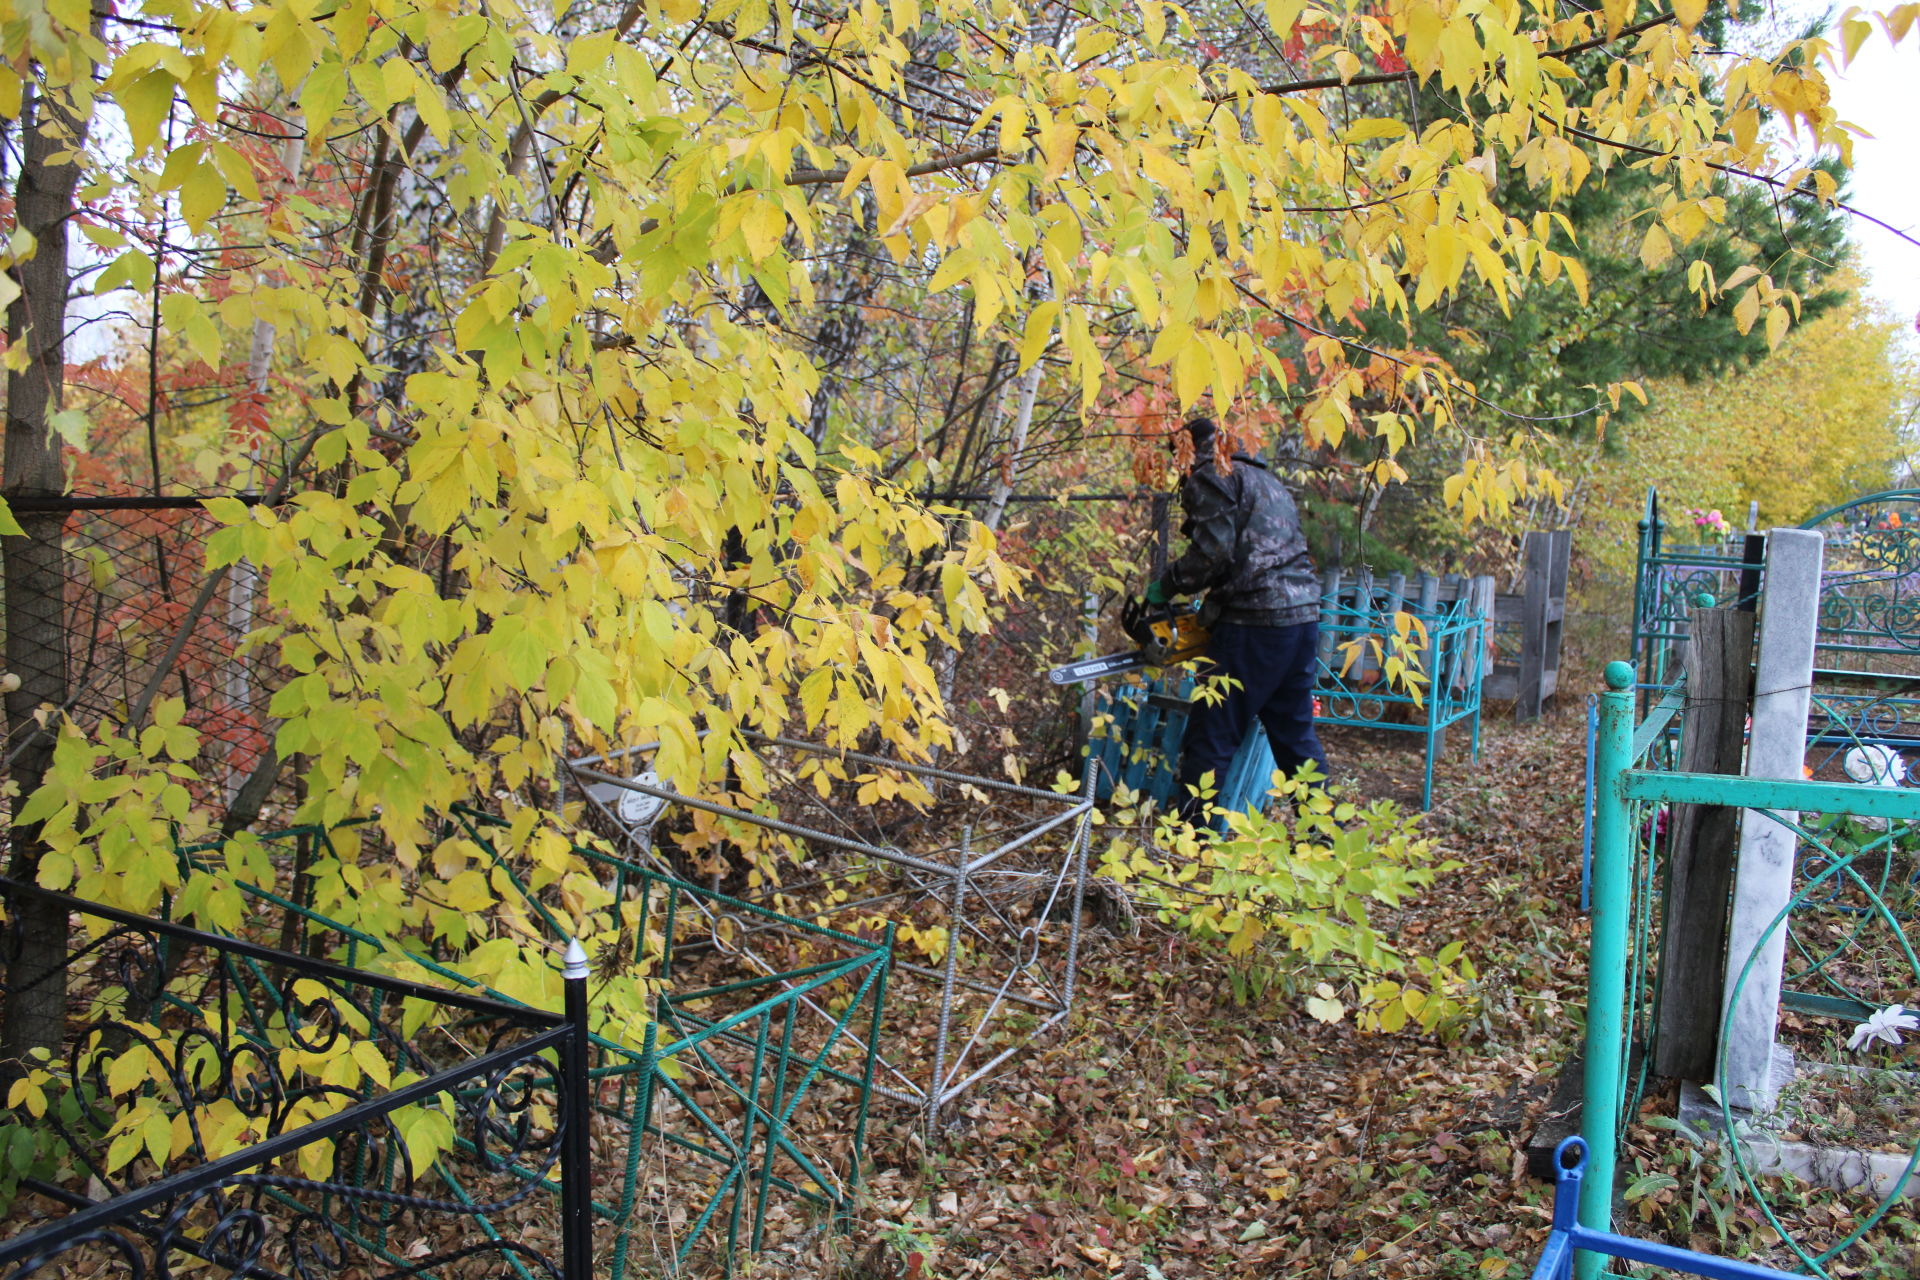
1085, 571, 1490, 812
1529, 1139, 1805, 1280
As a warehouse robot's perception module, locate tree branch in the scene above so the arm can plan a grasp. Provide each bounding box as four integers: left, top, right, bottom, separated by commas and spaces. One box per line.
787, 143, 1001, 188
1214, 10, 1679, 102
1556, 121, 1920, 251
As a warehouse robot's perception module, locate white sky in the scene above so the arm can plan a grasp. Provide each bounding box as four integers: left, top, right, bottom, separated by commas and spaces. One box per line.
1810, 19, 1920, 329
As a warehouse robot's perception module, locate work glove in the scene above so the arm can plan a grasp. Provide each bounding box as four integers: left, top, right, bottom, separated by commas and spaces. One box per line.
1144, 579, 1171, 605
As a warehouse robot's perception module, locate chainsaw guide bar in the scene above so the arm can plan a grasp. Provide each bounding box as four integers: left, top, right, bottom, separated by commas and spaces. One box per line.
1047, 597, 1209, 685
1047, 651, 1152, 684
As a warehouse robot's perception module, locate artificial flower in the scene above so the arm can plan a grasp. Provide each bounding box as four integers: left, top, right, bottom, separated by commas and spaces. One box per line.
1847, 1004, 1919, 1051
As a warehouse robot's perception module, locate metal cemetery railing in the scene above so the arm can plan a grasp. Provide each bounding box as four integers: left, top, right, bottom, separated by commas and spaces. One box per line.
172, 815, 892, 1279
441, 808, 893, 1278
568, 732, 1094, 1131
1632, 487, 1920, 698
1314, 595, 1486, 809
1529, 1139, 1803, 1280
1630, 489, 1758, 701
1581, 663, 1920, 1280
0, 879, 594, 1280
1089, 571, 1488, 811
1799, 489, 1920, 672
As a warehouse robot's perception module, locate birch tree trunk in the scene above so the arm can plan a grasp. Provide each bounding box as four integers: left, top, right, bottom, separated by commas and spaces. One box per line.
934, 352, 1043, 736
222, 135, 304, 806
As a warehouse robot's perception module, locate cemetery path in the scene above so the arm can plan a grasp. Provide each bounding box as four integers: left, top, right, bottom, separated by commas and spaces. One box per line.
767, 686, 1597, 1278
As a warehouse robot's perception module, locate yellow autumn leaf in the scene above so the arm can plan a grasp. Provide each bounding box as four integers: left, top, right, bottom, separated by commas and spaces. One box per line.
1765, 303, 1791, 349
740, 198, 787, 261
1638, 223, 1672, 271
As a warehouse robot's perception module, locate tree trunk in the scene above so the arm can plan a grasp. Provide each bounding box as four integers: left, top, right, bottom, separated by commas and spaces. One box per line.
980, 356, 1043, 532
1, 81, 91, 1068
934, 349, 1035, 727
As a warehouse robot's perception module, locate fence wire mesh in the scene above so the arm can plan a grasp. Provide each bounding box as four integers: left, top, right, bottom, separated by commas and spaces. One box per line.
1, 495, 277, 796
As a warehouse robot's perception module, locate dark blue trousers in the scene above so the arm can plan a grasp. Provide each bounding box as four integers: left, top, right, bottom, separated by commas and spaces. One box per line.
1177, 621, 1328, 818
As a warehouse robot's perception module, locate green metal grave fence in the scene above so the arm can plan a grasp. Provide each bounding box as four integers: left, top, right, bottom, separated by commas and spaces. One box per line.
1633, 487, 1920, 698
1314, 595, 1486, 809
1630, 489, 1758, 701
1583, 663, 1920, 1280
174, 814, 892, 1279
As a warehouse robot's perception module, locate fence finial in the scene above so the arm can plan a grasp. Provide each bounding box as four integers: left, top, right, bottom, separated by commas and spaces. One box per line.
563, 938, 589, 979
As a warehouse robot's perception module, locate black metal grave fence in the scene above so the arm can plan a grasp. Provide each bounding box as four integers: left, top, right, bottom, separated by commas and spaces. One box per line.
0, 880, 594, 1280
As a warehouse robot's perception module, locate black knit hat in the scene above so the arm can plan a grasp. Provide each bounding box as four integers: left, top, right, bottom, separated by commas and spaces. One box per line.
1184, 415, 1217, 448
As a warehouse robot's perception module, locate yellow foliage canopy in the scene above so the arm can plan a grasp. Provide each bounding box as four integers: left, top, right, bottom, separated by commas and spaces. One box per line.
1, 0, 1915, 1046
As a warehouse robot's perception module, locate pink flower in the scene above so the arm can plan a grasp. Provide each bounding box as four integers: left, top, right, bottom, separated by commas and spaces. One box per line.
1688, 507, 1730, 535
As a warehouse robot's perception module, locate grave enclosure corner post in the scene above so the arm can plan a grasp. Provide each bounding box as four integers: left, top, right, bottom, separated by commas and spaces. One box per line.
1578, 659, 1635, 1280
561, 938, 595, 1280
1720, 527, 1823, 1111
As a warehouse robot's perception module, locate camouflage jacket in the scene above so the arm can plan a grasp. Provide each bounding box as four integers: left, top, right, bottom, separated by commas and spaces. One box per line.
1164, 453, 1319, 627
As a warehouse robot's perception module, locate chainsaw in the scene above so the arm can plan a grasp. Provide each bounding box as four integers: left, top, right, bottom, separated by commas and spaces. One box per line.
1047, 596, 1210, 685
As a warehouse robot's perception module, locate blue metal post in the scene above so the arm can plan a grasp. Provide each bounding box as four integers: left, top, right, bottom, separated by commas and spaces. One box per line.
1578, 661, 1636, 1280
1533, 1137, 1806, 1280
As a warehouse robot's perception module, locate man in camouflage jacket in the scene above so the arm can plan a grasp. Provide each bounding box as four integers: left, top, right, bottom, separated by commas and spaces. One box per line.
1146, 416, 1328, 821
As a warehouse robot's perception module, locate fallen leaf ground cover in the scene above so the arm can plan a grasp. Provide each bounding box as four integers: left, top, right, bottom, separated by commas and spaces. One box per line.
787, 641, 1920, 1280
10, 647, 1912, 1278
785, 672, 1602, 1279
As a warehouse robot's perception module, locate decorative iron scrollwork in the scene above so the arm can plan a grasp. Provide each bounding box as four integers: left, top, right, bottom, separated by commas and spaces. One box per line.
0, 883, 587, 1280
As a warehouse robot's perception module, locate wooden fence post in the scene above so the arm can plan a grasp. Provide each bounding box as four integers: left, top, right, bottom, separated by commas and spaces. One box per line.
1516, 530, 1571, 721
1486, 532, 1569, 719
1652, 605, 1755, 1081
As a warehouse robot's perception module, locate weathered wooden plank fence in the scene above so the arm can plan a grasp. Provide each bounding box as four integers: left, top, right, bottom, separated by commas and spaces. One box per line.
1485, 529, 1571, 721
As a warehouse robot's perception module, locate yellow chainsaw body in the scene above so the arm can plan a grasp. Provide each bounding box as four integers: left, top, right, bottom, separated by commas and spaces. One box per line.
1128, 603, 1210, 667
1147, 612, 1209, 666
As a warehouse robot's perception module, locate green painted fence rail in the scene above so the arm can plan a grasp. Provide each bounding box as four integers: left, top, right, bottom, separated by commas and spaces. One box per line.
1583, 661, 1920, 1280
175, 814, 892, 1279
